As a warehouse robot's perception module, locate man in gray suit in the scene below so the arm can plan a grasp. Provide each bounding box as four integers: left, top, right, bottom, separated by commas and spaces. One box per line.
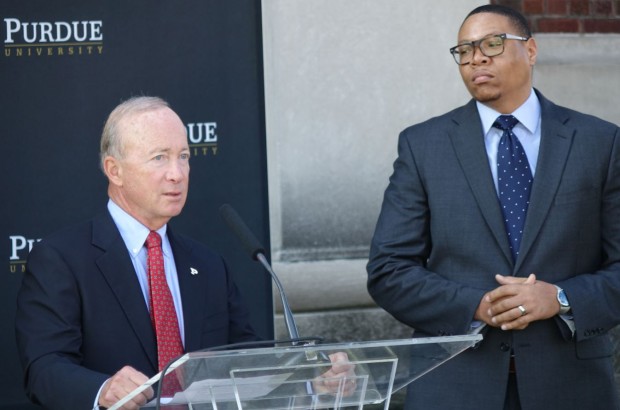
367, 5, 620, 410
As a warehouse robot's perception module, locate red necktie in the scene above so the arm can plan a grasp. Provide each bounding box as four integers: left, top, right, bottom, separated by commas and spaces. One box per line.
146, 231, 184, 371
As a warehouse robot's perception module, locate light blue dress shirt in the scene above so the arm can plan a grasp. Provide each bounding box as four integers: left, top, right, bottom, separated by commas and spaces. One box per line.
107, 200, 186, 345
477, 88, 542, 190
93, 201, 187, 408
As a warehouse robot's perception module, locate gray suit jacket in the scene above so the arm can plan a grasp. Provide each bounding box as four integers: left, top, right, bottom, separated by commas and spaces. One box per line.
367, 91, 620, 410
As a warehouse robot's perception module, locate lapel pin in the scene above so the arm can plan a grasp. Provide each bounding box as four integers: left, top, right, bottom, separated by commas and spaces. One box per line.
190, 267, 198, 275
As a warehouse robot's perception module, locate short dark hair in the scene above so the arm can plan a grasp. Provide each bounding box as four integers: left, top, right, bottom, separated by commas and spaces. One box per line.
465, 4, 532, 38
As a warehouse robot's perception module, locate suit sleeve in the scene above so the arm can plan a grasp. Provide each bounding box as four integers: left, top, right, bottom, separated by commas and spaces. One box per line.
366, 129, 486, 336
559, 125, 620, 342
15, 241, 109, 410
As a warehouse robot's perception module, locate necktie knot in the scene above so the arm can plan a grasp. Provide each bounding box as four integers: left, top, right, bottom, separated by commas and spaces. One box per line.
493, 114, 519, 132
146, 231, 162, 249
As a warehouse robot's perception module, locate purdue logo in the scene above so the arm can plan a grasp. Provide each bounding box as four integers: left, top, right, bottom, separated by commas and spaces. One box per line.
9, 235, 41, 273
3, 17, 104, 58
187, 122, 218, 157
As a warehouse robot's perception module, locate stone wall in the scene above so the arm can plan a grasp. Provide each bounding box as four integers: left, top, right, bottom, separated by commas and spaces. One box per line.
261, 0, 620, 400
493, 0, 620, 33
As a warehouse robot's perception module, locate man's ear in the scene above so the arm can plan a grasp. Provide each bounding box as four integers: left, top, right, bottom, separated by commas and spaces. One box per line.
103, 156, 123, 187
526, 37, 537, 66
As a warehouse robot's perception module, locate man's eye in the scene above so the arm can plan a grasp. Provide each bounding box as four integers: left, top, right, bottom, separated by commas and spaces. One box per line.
485, 39, 502, 48
154, 155, 164, 161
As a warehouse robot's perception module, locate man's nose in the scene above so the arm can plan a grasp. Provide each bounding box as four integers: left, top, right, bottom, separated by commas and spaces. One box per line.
166, 160, 187, 181
470, 45, 489, 65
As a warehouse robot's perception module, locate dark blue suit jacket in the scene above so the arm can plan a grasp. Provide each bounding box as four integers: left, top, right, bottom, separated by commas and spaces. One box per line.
368, 91, 620, 409
16, 210, 259, 410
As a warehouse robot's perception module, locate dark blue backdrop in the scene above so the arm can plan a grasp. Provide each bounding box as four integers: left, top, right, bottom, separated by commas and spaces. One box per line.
1, 1, 272, 408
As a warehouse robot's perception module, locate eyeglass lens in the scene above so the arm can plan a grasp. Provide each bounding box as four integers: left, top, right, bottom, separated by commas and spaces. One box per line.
453, 35, 504, 65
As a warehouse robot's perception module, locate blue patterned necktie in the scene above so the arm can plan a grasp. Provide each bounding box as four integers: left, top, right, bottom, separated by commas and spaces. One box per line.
494, 115, 533, 261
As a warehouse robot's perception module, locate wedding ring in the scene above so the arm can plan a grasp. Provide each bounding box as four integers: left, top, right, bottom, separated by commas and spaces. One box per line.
517, 305, 527, 316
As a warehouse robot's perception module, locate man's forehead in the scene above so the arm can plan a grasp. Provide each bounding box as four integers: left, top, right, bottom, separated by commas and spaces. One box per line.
458, 13, 511, 40
120, 112, 186, 147
121, 108, 183, 134
126, 106, 169, 124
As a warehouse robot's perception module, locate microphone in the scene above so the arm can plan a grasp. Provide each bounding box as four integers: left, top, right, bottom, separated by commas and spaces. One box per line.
219, 204, 300, 341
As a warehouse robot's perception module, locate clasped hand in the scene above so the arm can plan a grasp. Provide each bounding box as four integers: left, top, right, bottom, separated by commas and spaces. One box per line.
475, 273, 561, 331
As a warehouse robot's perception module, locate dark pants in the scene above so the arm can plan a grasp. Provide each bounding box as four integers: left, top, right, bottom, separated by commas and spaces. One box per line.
504, 371, 521, 410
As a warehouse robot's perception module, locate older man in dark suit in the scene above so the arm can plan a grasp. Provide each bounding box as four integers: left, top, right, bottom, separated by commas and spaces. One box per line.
15, 97, 260, 410
17, 96, 355, 410
368, 5, 620, 410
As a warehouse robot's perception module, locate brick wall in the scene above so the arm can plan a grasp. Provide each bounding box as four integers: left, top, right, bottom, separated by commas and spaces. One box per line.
491, 0, 620, 32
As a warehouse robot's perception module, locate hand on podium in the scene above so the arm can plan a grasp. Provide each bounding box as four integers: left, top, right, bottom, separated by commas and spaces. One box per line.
99, 366, 153, 409
312, 352, 357, 397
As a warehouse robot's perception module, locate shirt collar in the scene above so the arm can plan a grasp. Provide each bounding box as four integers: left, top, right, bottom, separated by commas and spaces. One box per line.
107, 199, 168, 256
476, 89, 541, 135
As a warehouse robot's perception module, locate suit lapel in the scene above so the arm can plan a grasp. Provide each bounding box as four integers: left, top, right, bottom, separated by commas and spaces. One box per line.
92, 212, 158, 372
168, 229, 204, 353
448, 101, 514, 264
516, 93, 574, 271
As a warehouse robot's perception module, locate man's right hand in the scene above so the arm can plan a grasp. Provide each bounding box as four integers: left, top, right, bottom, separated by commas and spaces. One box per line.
99, 366, 152, 409
474, 274, 537, 327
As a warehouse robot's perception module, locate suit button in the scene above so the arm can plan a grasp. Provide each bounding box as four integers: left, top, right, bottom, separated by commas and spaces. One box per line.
500, 342, 511, 352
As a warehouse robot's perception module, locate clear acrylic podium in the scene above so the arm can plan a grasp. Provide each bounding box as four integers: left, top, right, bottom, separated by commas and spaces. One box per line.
111, 334, 481, 410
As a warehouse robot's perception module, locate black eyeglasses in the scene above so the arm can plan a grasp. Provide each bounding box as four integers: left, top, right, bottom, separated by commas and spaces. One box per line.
449, 33, 530, 65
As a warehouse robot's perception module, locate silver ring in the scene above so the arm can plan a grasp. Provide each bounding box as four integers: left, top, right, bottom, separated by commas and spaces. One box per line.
517, 305, 527, 316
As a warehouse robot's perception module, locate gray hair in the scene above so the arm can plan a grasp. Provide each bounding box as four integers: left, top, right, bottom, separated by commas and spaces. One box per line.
99, 96, 169, 171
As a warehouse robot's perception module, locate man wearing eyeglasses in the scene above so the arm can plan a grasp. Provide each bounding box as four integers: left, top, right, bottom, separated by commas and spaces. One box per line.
367, 4, 620, 410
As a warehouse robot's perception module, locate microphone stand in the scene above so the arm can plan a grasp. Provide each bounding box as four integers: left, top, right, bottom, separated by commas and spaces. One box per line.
219, 204, 330, 361
255, 252, 300, 341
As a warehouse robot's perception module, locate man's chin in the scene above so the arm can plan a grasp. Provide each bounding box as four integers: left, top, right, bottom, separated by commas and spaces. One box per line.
470, 88, 500, 104
164, 202, 186, 218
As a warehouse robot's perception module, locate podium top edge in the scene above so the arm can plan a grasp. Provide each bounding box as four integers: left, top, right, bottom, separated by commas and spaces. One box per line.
185, 334, 483, 358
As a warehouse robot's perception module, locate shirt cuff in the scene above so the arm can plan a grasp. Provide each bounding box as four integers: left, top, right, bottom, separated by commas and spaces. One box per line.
559, 314, 576, 338
93, 378, 109, 409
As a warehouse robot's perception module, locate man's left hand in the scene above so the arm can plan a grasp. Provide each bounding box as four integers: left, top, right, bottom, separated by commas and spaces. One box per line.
485, 273, 560, 330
